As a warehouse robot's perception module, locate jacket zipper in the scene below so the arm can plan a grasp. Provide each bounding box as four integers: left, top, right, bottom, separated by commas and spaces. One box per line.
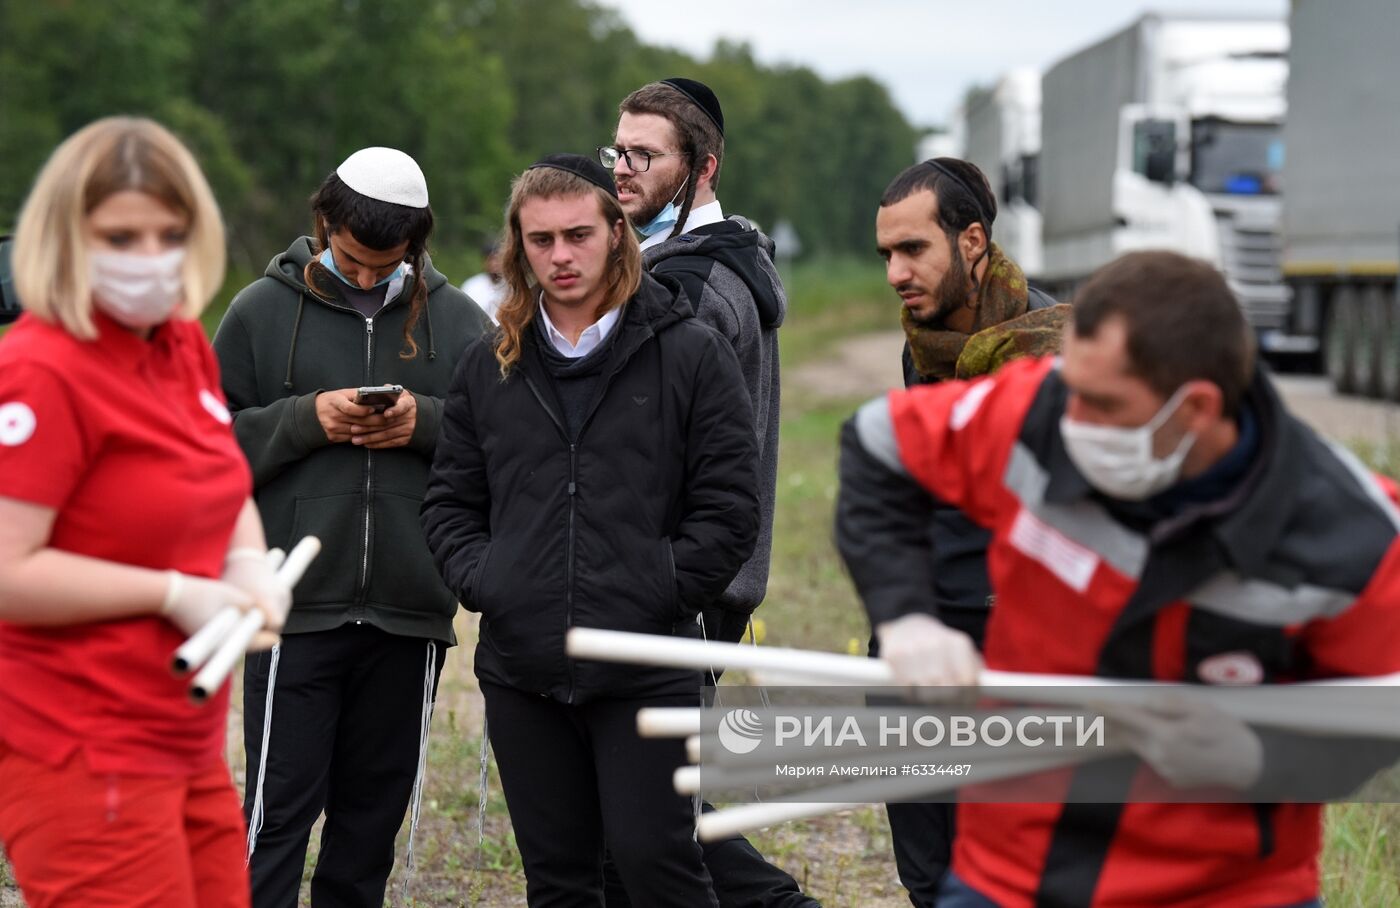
565, 442, 578, 703
357, 316, 375, 612
521, 372, 579, 702
302, 287, 405, 619
520, 322, 659, 702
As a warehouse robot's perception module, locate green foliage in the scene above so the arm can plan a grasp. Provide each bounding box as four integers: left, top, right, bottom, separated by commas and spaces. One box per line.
780, 256, 894, 364
0, 0, 918, 276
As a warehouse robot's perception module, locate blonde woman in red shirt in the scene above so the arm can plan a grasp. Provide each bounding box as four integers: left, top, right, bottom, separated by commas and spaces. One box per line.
0, 117, 288, 908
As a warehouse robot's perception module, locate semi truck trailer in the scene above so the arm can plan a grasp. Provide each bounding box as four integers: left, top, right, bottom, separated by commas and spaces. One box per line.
1038, 13, 1294, 350
1281, 0, 1400, 397
962, 68, 1043, 276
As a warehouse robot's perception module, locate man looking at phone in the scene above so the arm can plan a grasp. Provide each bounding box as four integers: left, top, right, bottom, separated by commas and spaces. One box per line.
212, 147, 488, 907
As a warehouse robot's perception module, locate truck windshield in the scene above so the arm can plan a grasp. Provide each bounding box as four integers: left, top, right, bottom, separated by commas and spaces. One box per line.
1190, 120, 1283, 195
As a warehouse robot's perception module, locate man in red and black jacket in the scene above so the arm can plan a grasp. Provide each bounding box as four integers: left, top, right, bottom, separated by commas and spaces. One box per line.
837, 250, 1400, 907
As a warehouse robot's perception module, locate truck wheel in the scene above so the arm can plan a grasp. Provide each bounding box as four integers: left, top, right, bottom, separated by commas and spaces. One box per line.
1353, 285, 1386, 398
1325, 286, 1358, 395
1373, 288, 1400, 401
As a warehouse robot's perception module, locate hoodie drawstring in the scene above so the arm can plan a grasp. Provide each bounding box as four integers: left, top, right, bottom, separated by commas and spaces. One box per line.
424, 300, 437, 361
283, 293, 306, 391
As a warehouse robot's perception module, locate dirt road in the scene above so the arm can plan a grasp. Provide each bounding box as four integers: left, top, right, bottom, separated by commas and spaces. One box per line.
792, 330, 1400, 447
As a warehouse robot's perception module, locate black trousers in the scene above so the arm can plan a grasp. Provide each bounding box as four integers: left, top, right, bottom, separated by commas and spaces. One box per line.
602, 611, 818, 908
869, 605, 989, 908
885, 802, 955, 908
603, 800, 819, 908
481, 681, 718, 908
243, 623, 447, 908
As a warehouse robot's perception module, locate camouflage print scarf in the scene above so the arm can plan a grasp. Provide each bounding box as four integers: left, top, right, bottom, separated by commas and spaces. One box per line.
901, 243, 1071, 380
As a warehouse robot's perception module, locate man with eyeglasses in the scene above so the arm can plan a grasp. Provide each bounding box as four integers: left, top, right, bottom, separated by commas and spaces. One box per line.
602, 77, 785, 653
601, 79, 809, 908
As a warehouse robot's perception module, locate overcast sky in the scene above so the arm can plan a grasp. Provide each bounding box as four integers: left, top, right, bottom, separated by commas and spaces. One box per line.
594, 1, 1288, 128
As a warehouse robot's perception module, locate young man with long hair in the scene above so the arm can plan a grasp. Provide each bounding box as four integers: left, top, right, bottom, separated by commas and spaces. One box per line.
422, 153, 759, 906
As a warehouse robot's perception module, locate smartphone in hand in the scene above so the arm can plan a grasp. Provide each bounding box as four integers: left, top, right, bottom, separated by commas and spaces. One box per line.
355, 384, 404, 413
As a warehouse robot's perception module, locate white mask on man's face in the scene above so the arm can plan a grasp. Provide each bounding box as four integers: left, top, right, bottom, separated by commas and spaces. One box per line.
1059, 385, 1197, 501
89, 248, 187, 329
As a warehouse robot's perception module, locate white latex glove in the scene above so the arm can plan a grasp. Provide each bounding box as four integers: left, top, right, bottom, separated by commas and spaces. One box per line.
1103, 694, 1263, 791
161, 571, 255, 637
222, 548, 292, 633
875, 612, 983, 687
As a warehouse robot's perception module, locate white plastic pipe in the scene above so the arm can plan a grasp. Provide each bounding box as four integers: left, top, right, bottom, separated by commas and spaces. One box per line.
570, 627, 893, 684
188, 536, 320, 703
686, 735, 701, 765
636, 707, 702, 738
189, 610, 265, 703
568, 629, 1400, 738
569, 627, 1153, 689
694, 746, 1123, 841
172, 547, 288, 676
171, 607, 242, 675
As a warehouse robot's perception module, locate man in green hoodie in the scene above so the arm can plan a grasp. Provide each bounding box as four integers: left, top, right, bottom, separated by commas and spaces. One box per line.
212, 147, 488, 907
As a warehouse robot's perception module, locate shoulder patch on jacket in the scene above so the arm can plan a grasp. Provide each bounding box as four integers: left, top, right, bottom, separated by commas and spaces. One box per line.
651, 254, 719, 314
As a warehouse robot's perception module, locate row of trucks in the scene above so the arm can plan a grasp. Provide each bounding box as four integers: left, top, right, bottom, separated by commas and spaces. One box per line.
940, 2, 1399, 397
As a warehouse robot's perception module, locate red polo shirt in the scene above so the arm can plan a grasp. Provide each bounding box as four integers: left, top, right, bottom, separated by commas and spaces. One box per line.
0, 311, 251, 776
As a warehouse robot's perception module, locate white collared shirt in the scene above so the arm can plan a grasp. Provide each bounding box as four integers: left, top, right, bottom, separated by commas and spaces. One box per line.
537, 296, 622, 358
640, 198, 726, 251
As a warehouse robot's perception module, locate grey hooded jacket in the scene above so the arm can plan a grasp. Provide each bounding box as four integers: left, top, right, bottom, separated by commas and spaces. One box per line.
644, 215, 787, 621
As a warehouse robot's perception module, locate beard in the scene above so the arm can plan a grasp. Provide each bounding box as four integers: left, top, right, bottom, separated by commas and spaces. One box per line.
905, 244, 972, 328
618, 169, 688, 227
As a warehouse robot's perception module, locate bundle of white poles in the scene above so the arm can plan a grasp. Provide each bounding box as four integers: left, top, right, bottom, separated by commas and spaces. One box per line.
565, 627, 1400, 841
172, 536, 321, 703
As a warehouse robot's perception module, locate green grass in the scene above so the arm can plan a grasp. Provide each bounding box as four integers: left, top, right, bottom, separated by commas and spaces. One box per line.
1323, 804, 1400, 906
778, 256, 892, 364
1326, 448, 1400, 906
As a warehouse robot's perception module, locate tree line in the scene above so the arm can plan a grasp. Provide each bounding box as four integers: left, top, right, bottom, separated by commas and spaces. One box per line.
0, 0, 919, 270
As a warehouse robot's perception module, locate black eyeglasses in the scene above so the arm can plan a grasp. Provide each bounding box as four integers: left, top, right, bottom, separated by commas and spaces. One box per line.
597, 145, 688, 173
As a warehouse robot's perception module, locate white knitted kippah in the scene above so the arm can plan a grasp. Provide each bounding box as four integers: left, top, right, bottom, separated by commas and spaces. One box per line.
336, 147, 429, 208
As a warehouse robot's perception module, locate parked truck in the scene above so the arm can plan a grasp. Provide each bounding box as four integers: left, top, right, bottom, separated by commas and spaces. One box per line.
1037, 13, 1296, 350
1281, 0, 1400, 397
962, 68, 1043, 276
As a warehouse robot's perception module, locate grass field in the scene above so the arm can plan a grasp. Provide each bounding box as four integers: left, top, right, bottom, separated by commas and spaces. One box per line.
2, 256, 1398, 905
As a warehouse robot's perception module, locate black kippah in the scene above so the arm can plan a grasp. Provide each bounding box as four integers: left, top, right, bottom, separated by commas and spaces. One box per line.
923, 158, 995, 228
527, 153, 619, 199
661, 77, 725, 136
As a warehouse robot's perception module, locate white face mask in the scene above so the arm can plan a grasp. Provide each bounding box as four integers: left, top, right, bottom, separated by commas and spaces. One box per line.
1059, 385, 1197, 500
89, 247, 187, 329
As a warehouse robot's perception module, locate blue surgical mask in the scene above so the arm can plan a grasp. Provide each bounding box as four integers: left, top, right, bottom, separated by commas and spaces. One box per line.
319, 247, 403, 289
636, 181, 687, 237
